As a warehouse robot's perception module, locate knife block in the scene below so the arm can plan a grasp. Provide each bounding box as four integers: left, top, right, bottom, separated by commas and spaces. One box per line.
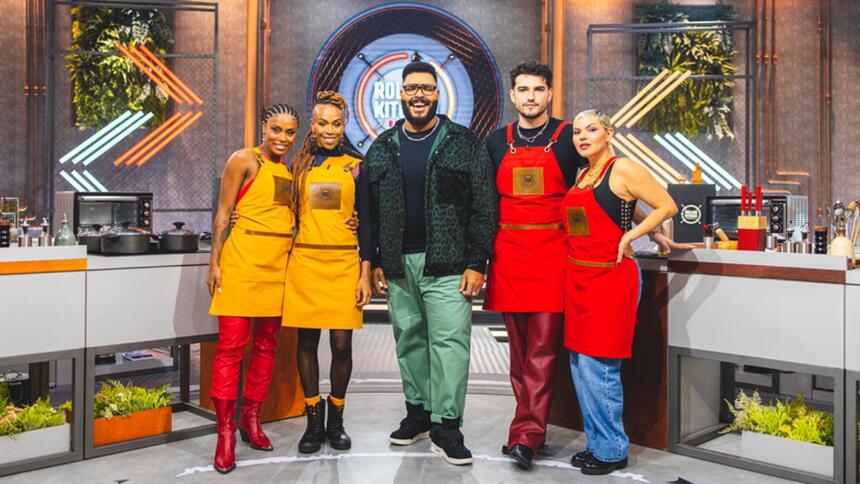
737, 215, 767, 251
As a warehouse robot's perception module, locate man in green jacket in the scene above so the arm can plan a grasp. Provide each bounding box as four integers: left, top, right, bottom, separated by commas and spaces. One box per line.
367, 60, 497, 466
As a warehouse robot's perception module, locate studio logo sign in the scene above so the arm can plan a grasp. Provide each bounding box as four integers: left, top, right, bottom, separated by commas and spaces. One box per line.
309, 3, 502, 153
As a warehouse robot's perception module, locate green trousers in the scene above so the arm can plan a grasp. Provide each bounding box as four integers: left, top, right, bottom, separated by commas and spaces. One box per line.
387, 252, 472, 423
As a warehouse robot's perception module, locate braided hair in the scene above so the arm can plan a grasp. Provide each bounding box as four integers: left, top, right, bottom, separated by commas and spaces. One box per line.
290, 91, 349, 211
261, 103, 299, 125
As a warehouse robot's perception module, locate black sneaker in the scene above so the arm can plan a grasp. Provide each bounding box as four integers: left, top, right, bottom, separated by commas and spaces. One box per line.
389, 401, 431, 446
579, 453, 628, 475
430, 418, 472, 465
570, 450, 592, 468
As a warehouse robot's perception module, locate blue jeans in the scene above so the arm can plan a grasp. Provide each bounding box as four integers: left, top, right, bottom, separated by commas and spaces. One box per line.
568, 352, 628, 462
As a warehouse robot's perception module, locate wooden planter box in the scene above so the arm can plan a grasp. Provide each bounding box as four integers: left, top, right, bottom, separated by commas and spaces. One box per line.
93, 407, 171, 447
0, 423, 71, 464
741, 430, 833, 478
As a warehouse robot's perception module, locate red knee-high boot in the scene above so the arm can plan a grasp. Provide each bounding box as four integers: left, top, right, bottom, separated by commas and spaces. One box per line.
212, 397, 237, 474
239, 317, 279, 451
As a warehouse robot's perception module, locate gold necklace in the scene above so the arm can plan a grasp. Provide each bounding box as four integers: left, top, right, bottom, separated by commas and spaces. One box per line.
577, 157, 612, 189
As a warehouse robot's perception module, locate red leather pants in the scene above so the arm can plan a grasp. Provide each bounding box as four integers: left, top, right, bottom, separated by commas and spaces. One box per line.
210, 316, 280, 402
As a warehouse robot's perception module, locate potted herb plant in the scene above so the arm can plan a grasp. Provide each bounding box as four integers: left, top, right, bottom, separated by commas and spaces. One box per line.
723, 390, 834, 477
93, 380, 173, 447
0, 382, 72, 464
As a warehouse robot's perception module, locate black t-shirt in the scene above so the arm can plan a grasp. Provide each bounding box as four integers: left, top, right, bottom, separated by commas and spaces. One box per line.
398, 122, 441, 253
485, 117, 587, 188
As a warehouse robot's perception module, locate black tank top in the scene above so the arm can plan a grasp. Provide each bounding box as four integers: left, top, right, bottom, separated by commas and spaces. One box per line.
593, 162, 636, 232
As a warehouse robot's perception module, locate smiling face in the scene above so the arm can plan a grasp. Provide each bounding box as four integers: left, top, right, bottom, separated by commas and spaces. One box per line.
572, 112, 613, 159
311, 103, 345, 150
400, 71, 440, 128
510, 74, 551, 121
261, 113, 298, 158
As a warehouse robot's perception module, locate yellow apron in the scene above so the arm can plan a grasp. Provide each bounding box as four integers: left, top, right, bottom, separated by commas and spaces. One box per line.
282, 154, 363, 330
210, 148, 295, 317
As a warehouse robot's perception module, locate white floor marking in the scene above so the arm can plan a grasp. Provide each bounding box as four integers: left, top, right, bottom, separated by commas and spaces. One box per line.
176, 451, 649, 482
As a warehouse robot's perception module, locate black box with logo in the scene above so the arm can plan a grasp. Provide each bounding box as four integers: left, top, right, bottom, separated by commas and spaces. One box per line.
668, 184, 716, 243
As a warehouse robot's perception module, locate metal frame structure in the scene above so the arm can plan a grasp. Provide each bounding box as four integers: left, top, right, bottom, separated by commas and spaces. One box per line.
83, 335, 217, 459
668, 346, 844, 484
586, 21, 755, 187
46, 0, 219, 217
0, 349, 85, 477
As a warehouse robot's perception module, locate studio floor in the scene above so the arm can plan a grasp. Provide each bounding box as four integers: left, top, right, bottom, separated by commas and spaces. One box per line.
2, 391, 794, 484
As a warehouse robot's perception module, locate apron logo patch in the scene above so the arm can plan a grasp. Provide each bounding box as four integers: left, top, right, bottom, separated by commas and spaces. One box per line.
512, 167, 544, 195
566, 207, 590, 236
310, 182, 342, 210
272, 176, 291, 205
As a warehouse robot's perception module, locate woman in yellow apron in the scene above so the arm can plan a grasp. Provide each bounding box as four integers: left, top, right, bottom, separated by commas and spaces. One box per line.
207, 104, 298, 474
283, 91, 372, 453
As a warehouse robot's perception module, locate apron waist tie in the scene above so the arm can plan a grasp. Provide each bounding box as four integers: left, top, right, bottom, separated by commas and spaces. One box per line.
498, 223, 564, 230
243, 229, 293, 238
294, 242, 358, 250
567, 256, 615, 268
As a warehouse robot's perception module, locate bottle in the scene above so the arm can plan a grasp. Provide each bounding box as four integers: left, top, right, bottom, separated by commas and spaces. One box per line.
54, 214, 76, 246
38, 217, 51, 247
17, 219, 30, 247
692, 162, 703, 184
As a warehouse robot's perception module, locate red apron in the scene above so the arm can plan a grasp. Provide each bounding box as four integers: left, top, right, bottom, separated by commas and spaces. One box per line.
561, 157, 640, 358
484, 122, 569, 312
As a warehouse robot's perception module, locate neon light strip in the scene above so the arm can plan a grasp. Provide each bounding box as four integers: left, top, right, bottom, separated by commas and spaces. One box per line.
138, 45, 204, 104
59, 170, 86, 191
427, 60, 456, 119
356, 52, 409, 140
72, 112, 144, 164
113, 112, 185, 166
129, 46, 193, 105
82, 170, 108, 192
59, 111, 132, 163
610, 140, 668, 188
653, 134, 720, 191
611, 70, 670, 126
614, 71, 681, 127
81, 112, 153, 166
660, 134, 731, 190
135, 112, 203, 167
117, 44, 183, 105
624, 134, 687, 182
612, 136, 676, 184
70, 170, 96, 192
625, 71, 692, 129
126, 112, 193, 166
673, 133, 742, 189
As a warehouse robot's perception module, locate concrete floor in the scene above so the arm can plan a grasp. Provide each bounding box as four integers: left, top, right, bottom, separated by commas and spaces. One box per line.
2, 392, 797, 484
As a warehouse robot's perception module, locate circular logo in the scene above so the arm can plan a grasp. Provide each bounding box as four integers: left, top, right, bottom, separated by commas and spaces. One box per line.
522, 174, 536, 187
680, 204, 702, 225
309, 3, 502, 154
320, 188, 334, 200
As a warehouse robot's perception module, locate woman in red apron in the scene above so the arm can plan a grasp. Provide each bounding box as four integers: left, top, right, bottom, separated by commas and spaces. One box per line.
562, 109, 676, 476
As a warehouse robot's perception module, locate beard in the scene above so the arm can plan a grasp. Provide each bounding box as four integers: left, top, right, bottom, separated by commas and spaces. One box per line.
401, 98, 439, 127
516, 104, 548, 120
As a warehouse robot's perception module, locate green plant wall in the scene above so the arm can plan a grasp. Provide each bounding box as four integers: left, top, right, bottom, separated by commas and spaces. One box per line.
66, 7, 173, 130
635, 2, 737, 140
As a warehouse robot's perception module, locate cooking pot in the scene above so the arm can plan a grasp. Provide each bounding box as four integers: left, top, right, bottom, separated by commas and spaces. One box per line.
158, 222, 199, 253
100, 222, 151, 255
77, 224, 103, 254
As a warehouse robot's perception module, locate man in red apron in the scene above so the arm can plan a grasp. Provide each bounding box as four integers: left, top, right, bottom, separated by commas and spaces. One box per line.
485, 63, 686, 471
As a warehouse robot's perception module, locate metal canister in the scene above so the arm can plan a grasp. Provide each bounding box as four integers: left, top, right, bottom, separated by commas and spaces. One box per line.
782, 240, 794, 253
703, 236, 714, 249
17, 221, 30, 247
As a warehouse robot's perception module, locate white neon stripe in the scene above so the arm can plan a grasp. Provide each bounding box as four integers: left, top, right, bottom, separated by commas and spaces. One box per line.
59, 170, 87, 191
610, 140, 668, 188
81, 112, 154, 166
612, 136, 675, 185
673, 133, 743, 189
660, 134, 731, 190
59, 111, 133, 164
653, 135, 721, 191
82, 170, 108, 192
73, 112, 144, 164
70, 170, 96, 191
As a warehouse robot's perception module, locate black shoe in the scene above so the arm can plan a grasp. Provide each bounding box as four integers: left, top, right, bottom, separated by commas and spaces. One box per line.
579, 453, 628, 475
298, 400, 326, 453
325, 398, 351, 451
570, 450, 592, 468
503, 442, 548, 455
389, 401, 431, 446
430, 418, 472, 466
509, 444, 534, 470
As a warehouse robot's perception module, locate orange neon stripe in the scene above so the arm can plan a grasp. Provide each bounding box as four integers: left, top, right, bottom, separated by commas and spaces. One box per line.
124, 112, 193, 166
135, 112, 203, 167
127, 46, 192, 105
0, 258, 87, 275
138, 45, 204, 105
117, 45, 183, 105
113, 112, 185, 166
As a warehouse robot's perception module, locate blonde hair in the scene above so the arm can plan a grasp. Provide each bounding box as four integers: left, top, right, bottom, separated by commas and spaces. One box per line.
573, 109, 612, 130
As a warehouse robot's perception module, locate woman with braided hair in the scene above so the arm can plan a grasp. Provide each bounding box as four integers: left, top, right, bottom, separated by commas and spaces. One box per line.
282, 91, 373, 454
208, 103, 299, 473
